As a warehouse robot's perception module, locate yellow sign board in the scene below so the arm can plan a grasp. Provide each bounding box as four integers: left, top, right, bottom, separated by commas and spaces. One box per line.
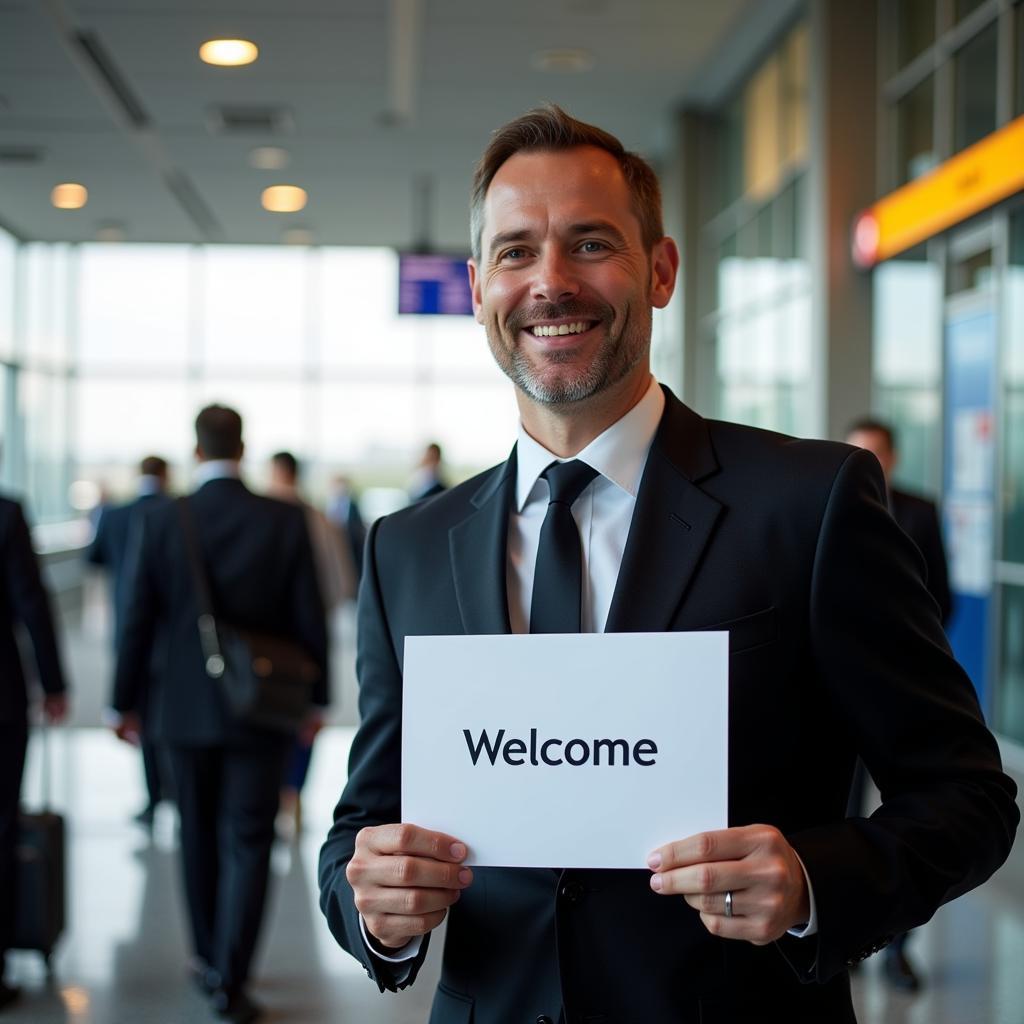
853, 115, 1024, 268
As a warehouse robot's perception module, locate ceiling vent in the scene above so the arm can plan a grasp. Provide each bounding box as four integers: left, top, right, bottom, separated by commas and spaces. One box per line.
207, 105, 294, 136
0, 146, 46, 165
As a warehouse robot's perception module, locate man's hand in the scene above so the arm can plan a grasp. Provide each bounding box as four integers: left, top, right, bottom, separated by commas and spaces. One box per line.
346, 823, 472, 952
42, 693, 68, 724
112, 710, 142, 746
298, 709, 324, 747
647, 824, 810, 945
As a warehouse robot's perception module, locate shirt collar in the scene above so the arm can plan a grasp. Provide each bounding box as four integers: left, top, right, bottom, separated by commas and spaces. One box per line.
515, 376, 665, 512
193, 459, 242, 490
136, 475, 163, 497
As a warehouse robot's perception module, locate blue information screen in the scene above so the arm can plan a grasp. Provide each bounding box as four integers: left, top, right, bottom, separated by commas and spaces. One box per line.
398, 253, 473, 316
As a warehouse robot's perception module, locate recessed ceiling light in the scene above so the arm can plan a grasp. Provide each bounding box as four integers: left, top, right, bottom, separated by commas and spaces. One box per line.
282, 226, 314, 245
261, 185, 307, 213
51, 182, 88, 209
249, 145, 290, 170
199, 39, 259, 67
533, 48, 595, 73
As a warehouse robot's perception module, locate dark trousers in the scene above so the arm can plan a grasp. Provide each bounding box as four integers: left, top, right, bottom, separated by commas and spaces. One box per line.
168, 740, 287, 994
0, 721, 28, 968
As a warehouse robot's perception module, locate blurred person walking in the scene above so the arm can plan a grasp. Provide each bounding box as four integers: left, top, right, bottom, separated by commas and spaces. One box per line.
326, 474, 366, 579
87, 455, 172, 827
407, 441, 448, 503
109, 407, 328, 1024
845, 416, 953, 993
267, 450, 355, 837
0, 494, 68, 1010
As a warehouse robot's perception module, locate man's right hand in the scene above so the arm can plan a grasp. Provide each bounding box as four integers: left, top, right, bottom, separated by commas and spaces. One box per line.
346, 823, 473, 952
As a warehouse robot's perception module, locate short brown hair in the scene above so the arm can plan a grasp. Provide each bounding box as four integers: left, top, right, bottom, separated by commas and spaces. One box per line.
195, 404, 243, 459
139, 455, 168, 478
470, 104, 664, 263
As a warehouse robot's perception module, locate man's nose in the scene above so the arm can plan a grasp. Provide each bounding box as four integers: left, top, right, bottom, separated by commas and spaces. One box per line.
530, 250, 579, 304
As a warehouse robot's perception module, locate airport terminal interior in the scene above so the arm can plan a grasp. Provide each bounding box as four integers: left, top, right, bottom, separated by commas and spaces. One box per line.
2, 0, 1024, 1021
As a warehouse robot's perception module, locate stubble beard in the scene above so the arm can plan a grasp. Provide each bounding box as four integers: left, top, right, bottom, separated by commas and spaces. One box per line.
485, 301, 651, 406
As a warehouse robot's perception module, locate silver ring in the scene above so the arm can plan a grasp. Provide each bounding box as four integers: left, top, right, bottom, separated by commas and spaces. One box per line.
724, 890, 734, 918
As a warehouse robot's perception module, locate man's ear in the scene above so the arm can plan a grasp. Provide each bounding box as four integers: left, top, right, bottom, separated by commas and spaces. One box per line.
467, 259, 484, 324
649, 237, 680, 310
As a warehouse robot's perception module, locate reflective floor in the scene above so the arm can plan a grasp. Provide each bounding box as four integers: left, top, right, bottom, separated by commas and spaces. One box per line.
4, 590, 1022, 1023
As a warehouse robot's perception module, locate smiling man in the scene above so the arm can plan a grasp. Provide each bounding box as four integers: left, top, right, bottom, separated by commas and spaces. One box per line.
318, 106, 1018, 1024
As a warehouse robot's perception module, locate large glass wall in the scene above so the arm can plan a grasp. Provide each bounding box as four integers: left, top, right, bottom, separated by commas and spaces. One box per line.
872, 246, 943, 493
706, 23, 813, 436
72, 244, 516, 505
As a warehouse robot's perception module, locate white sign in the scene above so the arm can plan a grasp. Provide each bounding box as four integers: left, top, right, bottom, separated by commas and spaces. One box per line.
402, 632, 729, 869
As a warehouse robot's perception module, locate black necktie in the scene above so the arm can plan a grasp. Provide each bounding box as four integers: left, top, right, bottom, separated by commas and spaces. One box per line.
530, 460, 599, 634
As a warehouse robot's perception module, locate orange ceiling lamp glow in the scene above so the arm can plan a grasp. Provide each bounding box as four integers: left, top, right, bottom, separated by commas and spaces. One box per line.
199, 38, 259, 66
261, 185, 307, 212
853, 114, 1024, 268
51, 182, 88, 209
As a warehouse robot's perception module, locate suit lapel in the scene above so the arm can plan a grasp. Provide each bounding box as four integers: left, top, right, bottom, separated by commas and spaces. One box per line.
449, 449, 517, 635
605, 389, 723, 633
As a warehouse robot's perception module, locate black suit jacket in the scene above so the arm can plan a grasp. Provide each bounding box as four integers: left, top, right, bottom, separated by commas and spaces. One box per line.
318, 390, 1017, 1024
112, 478, 328, 745
87, 492, 172, 648
0, 497, 67, 724
889, 488, 952, 625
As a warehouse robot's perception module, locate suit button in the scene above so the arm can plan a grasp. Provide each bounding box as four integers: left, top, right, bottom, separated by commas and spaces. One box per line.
561, 882, 585, 904
536, 1017, 554, 1024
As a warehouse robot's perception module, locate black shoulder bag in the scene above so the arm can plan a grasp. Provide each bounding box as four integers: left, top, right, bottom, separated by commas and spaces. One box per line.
177, 497, 319, 733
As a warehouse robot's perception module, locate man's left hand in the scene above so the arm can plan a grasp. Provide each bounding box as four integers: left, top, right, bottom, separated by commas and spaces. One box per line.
647, 824, 810, 945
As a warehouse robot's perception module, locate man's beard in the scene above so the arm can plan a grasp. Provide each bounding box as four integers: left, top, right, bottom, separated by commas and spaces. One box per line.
486, 300, 650, 406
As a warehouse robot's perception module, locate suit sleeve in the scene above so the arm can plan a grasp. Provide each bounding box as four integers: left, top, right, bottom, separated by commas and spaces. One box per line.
3, 502, 66, 695
86, 509, 108, 567
112, 511, 160, 713
787, 449, 1018, 981
317, 517, 431, 992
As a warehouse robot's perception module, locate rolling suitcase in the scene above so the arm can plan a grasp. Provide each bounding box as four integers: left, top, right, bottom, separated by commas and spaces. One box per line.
12, 725, 65, 969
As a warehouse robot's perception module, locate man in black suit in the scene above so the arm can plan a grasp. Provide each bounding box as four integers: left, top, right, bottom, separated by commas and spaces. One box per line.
0, 495, 68, 1010
408, 442, 448, 503
846, 418, 952, 624
88, 455, 172, 827
111, 406, 328, 1024
845, 417, 953, 991
318, 107, 1018, 1023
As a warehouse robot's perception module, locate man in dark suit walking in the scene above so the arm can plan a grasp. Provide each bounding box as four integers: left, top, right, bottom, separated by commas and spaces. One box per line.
111, 406, 328, 1024
318, 107, 1017, 1023
845, 416, 953, 991
88, 454, 172, 827
0, 495, 68, 1009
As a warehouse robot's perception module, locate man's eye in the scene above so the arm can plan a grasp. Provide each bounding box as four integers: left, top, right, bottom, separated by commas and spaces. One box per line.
579, 240, 607, 253
500, 248, 527, 261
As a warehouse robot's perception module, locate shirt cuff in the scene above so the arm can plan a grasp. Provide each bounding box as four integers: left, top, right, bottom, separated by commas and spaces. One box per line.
786, 850, 818, 938
358, 915, 423, 964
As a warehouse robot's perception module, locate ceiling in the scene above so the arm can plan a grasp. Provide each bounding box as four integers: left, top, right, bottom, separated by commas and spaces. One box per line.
0, 0, 781, 249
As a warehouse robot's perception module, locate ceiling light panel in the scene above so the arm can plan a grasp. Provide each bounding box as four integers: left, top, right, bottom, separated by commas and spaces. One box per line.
199, 39, 259, 67
261, 185, 307, 212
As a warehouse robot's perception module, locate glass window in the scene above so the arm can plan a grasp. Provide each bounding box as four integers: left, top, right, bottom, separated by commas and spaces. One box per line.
718, 96, 744, 211
995, 583, 1024, 745
874, 249, 942, 387
202, 247, 310, 371
1002, 211, 1024, 563
22, 244, 72, 367
954, 22, 998, 152
20, 370, 69, 521
78, 245, 191, 370
0, 228, 16, 360
1017, 3, 1024, 117
897, 0, 936, 67
74, 378, 193, 498
896, 74, 937, 184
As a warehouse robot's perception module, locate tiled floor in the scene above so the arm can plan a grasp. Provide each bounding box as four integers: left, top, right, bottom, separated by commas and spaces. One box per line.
4, 593, 1021, 1023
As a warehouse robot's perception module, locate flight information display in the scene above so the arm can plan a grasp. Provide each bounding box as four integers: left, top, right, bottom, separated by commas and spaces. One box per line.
398, 253, 474, 315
